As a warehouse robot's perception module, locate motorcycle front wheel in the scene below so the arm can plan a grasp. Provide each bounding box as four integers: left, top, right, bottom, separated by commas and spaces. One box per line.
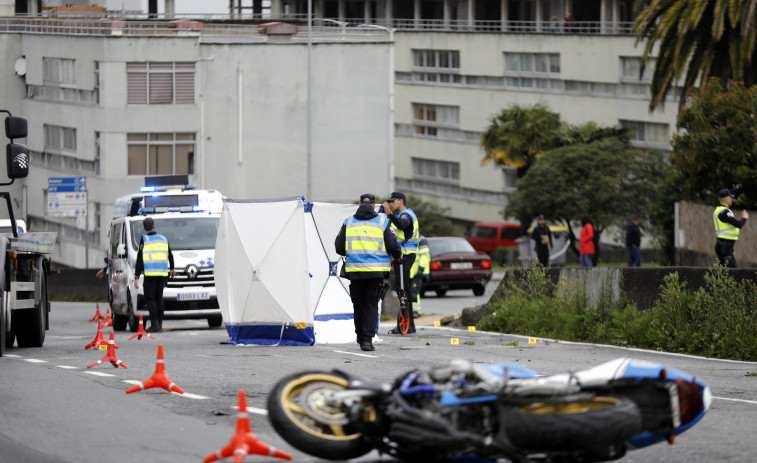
267, 371, 375, 460
503, 396, 642, 452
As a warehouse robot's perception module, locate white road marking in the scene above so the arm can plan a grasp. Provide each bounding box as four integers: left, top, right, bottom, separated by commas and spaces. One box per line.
172, 391, 209, 400
5, 354, 22, 358
24, 359, 47, 363
123, 380, 140, 385
332, 350, 376, 358
57, 365, 78, 369
713, 396, 757, 405
84, 371, 115, 377
246, 407, 268, 415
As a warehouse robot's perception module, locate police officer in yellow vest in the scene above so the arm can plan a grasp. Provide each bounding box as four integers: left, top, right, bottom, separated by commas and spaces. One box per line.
134, 217, 176, 332
410, 235, 430, 317
335, 194, 402, 351
382, 192, 420, 334
714, 188, 748, 268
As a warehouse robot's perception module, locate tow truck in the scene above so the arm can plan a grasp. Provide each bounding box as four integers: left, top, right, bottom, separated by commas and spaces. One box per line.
0, 111, 56, 356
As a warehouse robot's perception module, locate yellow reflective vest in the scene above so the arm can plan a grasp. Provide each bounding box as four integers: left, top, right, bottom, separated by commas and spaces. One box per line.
713, 206, 740, 241
142, 233, 170, 276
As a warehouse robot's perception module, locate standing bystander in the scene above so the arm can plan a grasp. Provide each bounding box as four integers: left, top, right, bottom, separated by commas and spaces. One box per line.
579, 215, 595, 267
626, 216, 643, 267
531, 215, 553, 267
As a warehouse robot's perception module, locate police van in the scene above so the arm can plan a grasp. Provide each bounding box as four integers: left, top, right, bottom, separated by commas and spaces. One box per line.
107, 176, 224, 331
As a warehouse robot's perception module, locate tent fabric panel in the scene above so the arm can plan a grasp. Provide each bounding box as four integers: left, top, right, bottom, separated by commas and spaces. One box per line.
314, 319, 358, 344
256, 203, 312, 323
215, 203, 254, 324
225, 324, 315, 346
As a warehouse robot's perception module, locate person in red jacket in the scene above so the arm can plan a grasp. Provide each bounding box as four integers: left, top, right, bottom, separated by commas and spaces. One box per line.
579, 215, 595, 267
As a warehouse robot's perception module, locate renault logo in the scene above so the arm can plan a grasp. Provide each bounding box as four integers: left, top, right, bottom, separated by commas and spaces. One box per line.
185, 265, 199, 279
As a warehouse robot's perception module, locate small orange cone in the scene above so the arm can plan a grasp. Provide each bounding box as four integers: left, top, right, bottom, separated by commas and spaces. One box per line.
85, 320, 114, 350
125, 344, 183, 394
128, 315, 155, 340
88, 303, 106, 322
87, 332, 128, 369
103, 307, 113, 327
204, 390, 292, 462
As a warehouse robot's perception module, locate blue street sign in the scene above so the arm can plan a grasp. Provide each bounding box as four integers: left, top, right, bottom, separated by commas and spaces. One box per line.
48, 177, 87, 193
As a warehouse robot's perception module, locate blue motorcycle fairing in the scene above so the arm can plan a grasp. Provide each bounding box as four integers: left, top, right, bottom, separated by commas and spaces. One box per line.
479, 363, 539, 379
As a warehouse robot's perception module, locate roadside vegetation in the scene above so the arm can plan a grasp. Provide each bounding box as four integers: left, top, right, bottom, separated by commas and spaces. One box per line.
478, 265, 757, 361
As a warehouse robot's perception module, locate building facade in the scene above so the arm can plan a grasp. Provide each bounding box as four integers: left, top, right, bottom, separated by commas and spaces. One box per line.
0, 0, 678, 266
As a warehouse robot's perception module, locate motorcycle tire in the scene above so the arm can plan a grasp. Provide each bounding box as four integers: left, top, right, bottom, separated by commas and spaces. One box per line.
267, 370, 374, 460
503, 396, 642, 452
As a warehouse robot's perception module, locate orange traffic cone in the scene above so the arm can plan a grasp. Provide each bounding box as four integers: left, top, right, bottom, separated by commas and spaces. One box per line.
103, 307, 113, 327
125, 344, 183, 394
88, 303, 106, 322
85, 320, 115, 350
128, 315, 155, 340
87, 332, 128, 369
204, 390, 292, 462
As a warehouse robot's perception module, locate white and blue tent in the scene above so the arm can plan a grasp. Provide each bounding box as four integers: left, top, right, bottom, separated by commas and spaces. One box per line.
214, 198, 358, 346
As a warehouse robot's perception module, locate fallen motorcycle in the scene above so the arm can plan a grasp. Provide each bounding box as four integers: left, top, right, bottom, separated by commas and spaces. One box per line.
267, 358, 710, 462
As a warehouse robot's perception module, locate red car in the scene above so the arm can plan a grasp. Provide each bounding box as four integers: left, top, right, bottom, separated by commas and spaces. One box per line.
421, 237, 492, 297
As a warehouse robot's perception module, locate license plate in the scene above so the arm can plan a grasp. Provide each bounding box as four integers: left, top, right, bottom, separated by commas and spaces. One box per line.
450, 262, 473, 270
177, 292, 210, 301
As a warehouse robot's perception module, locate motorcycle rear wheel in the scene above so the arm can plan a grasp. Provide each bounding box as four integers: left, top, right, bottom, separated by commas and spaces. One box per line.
267, 371, 375, 460
503, 396, 641, 452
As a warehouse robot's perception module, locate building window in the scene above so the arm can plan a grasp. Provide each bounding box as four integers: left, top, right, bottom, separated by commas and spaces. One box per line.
619, 120, 670, 146
412, 49, 460, 71
620, 57, 654, 82
412, 157, 460, 183
412, 103, 459, 137
504, 53, 560, 74
127, 133, 195, 175
43, 58, 75, 85
126, 62, 195, 105
44, 124, 76, 153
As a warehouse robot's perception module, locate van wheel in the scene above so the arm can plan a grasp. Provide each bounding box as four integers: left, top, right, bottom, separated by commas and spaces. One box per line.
473, 285, 486, 296
127, 294, 140, 332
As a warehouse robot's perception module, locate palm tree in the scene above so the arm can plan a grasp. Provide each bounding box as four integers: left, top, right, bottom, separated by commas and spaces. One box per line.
558, 122, 633, 146
480, 104, 561, 178
633, 0, 757, 110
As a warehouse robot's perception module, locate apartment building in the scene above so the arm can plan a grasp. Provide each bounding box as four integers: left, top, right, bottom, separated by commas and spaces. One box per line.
0, 0, 677, 266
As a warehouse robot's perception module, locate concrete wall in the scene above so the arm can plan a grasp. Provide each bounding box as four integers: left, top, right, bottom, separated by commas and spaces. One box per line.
676, 200, 757, 268
1, 32, 391, 268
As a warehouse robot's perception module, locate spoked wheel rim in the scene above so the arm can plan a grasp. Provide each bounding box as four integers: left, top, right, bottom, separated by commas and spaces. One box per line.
397, 295, 410, 335
279, 373, 374, 441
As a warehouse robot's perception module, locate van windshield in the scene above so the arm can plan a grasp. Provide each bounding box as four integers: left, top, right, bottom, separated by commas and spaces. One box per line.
130, 217, 219, 251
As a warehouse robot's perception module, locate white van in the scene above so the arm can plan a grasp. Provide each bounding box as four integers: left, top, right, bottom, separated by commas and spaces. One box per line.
107, 184, 224, 331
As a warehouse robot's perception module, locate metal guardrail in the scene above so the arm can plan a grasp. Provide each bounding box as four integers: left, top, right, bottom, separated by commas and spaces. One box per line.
3, 15, 636, 36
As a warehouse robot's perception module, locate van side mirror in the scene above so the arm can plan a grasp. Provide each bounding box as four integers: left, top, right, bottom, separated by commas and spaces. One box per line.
117, 243, 126, 257
5, 116, 27, 139
6, 144, 29, 179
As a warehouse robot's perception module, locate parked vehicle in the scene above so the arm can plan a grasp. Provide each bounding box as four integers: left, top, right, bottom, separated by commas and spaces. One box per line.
107, 177, 224, 331
267, 357, 710, 462
0, 219, 26, 234
0, 111, 56, 356
421, 237, 491, 297
464, 221, 523, 255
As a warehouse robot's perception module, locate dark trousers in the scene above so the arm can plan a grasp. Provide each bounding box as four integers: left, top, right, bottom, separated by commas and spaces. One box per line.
349, 278, 382, 344
535, 245, 550, 267
143, 276, 168, 329
394, 254, 416, 331
715, 239, 737, 268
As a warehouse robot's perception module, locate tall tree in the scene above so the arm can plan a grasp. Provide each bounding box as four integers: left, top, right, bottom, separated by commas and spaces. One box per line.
671, 78, 757, 209
480, 104, 561, 177
633, 0, 757, 110
505, 138, 666, 256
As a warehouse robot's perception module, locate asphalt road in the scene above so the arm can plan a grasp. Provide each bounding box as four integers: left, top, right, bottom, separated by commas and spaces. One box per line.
1, 296, 756, 463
